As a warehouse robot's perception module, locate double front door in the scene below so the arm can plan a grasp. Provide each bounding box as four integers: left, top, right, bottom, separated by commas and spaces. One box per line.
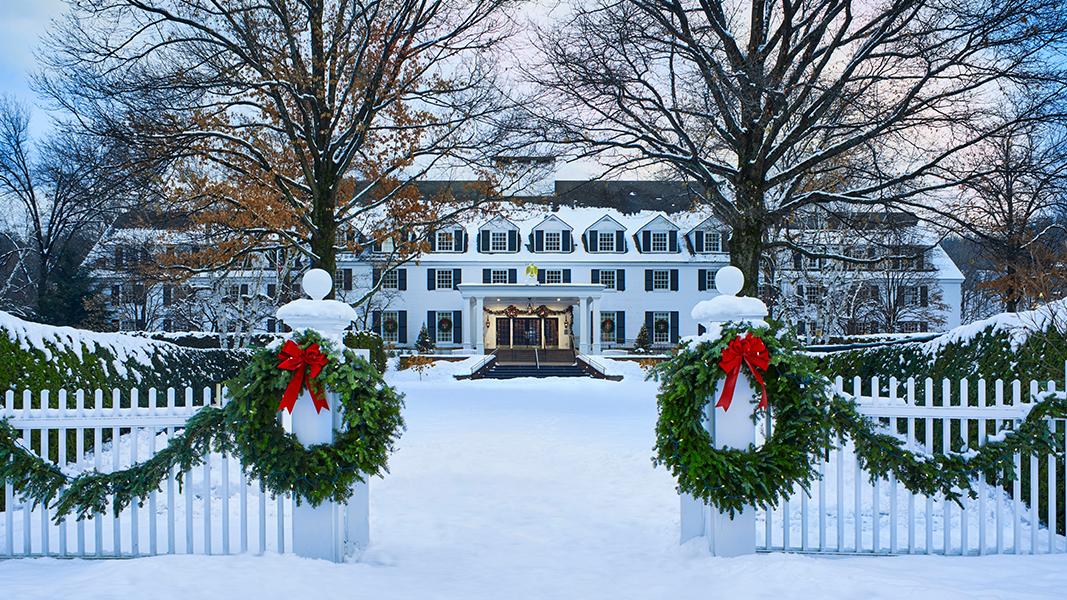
495, 317, 560, 348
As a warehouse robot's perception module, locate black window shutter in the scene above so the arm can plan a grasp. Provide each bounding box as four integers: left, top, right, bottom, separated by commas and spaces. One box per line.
162, 285, 172, 306
452, 310, 463, 344
797, 285, 805, 305
372, 268, 381, 287
645, 269, 653, 291
507, 230, 518, 252
587, 229, 598, 252
483, 268, 491, 283
343, 269, 352, 291
644, 312, 653, 337
508, 268, 517, 283
479, 231, 489, 252
698, 323, 706, 335
793, 252, 802, 270
535, 230, 544, 252
372, 310, 382, 335
641, 230, 651, 252
616, 269, 625, 291
240, 283, 249, 296
698, 269, 707, 291
399, 311, 408, 343
591, 269, 600, 284
562, 269, 571, 283
537, 269, 546, 284
670, 269, 679, 291
721, 230, 730, 253
454, 229, 464, 252
562, 230, 572, 252
616, 311, 626, 344
427, 269, 436, 290
398, 269, 407, 290
427, 311, 436, 340
920, 285, 929, 307
615, 230, 624, 252
670, 311, 680, 343
668, 230, 678, 252
429, 231, 437, 252
452, 268, 462, 288
695, 230, 705, 253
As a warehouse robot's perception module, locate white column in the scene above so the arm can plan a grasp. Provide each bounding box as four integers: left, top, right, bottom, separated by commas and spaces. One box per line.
462, 298, 472, 352
577, 296, 588, 353
707, 374, 757, 556
474, 297, 485, 352
591, 297, 602, 354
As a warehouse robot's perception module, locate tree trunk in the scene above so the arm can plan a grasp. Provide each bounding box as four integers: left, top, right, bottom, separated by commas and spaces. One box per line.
728, 181, 766, 297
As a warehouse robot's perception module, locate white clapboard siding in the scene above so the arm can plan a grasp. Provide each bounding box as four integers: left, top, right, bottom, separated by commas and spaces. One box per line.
0, 386, 292, 558
758, 370, 1067, 556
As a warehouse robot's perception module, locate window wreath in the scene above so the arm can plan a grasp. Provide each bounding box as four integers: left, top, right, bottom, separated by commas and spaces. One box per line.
601, 318, 615, 334
437, 315, 453, 331
654, 318, 670, 334
383, 316, 398, 334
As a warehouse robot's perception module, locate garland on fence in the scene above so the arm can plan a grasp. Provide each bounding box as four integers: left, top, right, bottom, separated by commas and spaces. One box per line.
652, 321, 1067, 516
0, 330, 405, 522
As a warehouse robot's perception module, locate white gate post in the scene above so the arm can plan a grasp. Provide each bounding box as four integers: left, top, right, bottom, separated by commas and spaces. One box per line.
276, 269, 363, 562
683, 266, 769, 556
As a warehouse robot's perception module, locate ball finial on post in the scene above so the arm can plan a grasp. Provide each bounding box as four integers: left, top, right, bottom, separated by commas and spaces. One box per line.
302, 269, 333, 301
715, 266, 744, 296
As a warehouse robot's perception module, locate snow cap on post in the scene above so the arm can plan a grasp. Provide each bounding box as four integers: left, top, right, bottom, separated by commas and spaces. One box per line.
690, 266, 768, 336
276, 268, 357, 339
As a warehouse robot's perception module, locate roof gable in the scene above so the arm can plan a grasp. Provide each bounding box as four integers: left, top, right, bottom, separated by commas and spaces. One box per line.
637, 214, 680, 232
531, 214, 573, 231
583, 214, 626, 233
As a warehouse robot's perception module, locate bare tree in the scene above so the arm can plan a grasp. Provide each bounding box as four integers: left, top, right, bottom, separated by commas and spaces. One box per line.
37, 0, 529, 295
531, 0, 1067, 294
0, 97, 140, 318
934, 111, 1067, 311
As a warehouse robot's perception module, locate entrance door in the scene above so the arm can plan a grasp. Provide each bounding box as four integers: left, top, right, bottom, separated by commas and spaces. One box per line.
543, 318, 559, 348
495, 317, 511, 347
513, 318, 541, 347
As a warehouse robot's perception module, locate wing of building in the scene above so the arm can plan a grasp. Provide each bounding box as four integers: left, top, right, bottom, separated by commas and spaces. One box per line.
85, 180, 964, 351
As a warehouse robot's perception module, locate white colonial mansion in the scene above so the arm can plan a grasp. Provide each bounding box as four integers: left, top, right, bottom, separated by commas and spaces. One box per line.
87, 180, 963, 352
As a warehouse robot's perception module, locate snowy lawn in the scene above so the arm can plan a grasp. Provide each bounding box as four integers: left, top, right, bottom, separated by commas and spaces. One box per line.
2, 362, 1066, 599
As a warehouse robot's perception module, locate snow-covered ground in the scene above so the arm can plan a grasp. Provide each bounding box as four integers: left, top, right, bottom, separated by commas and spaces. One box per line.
2, 361, 1066, 599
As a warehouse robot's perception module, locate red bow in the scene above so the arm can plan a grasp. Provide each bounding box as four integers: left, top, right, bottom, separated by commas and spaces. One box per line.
715, 333, 770, 412
276, 340, 330, 414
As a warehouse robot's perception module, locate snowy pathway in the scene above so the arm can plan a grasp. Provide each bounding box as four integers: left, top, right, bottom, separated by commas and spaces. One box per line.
2, 368, 1066, 599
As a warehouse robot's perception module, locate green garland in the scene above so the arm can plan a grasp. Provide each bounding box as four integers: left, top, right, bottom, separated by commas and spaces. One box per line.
0, 330, 405, 522
653, 321, 1067, 515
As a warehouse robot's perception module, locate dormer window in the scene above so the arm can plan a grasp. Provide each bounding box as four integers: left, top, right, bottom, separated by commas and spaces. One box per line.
491, 231, 508, 252
598, 232, 615, 252
651, 231, 668, 252
703, 231, 721, 253
545, 232, 561, 252
436, 231, 454, 252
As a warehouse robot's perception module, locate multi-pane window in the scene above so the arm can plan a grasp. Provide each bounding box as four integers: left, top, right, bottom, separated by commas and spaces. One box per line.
600, 311, 617, 343
651, 231, 668, 252
705, 270, 716, 291
703, 231, 722, 253
653, 312, 671, 344
544, 231, 561, 252
382, 311, 400, 343
598, 232, 615, 252
491, 231, 508, 252
599, 269, 616, 290
544, 269, 563, 284
434, 311, 453, 343
381, 270, 399, 289
805, 285, 822, 305
436, 269, 453, 290
903, 286, 920, 306
436, 231, 454, 252
652, 270, 670, 290
899, 321, 928, 333
491, 269, 509, 284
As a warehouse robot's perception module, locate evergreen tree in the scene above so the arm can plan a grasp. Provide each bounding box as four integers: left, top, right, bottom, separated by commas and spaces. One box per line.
415, 325, 435, 353
633, 324, 652, 354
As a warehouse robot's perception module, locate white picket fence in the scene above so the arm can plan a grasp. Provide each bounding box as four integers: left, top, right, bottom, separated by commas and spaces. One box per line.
757, 375, 1067, 555
1, 386, 294, 558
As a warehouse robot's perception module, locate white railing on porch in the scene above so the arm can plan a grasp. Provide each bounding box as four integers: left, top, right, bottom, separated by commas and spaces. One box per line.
756, 375, 1066, 555
1, 387, 293, 558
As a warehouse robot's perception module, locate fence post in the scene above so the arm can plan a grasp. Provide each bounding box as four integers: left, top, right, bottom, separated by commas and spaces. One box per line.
276, 269, 360, 562
686, 266, 769, 557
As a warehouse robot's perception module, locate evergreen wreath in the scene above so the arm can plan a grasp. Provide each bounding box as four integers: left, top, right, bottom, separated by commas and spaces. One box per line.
653, 321, 1067, 516
0, 330, 405, 522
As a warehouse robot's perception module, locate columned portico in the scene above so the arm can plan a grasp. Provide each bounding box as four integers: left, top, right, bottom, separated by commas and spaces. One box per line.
457, 283, 606, 354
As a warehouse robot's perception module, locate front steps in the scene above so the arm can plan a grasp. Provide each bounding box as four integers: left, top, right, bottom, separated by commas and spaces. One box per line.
477, 363, 589, 379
